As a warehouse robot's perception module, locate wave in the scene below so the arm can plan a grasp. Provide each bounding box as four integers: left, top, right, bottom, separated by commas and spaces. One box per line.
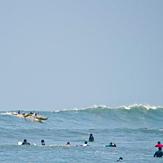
0, 104, 162, 114
1, 104, 163, 130
49, 104, 163, 113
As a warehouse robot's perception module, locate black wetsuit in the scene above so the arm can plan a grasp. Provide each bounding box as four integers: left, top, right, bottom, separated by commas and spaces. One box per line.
154, 150, 163, 157
41, 142, 45, 145
108, 143, 116, 147
89, 135, 94, 142
22, 142, 30, 145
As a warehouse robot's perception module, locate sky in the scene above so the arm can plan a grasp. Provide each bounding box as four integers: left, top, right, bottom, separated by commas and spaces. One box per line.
0, 0, 163, 110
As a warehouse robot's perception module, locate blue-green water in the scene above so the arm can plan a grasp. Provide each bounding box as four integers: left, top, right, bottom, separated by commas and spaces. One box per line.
1, 104, 163, 162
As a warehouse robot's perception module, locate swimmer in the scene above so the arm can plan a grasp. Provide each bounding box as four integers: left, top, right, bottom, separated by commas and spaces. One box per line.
154, 147, 163, 157
41, 139, 45, 145
89, 133, 94, 142
22, 139, 30, 145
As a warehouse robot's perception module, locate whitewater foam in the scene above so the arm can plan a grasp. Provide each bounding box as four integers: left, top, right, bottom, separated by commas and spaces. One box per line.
50, 104, 163, 113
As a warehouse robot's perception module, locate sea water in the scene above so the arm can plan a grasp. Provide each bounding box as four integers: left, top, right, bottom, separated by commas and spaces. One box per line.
0, 104, 163, 163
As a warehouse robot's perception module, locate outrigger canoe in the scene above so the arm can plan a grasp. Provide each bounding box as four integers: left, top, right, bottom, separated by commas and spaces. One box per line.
8, 112, 48, 122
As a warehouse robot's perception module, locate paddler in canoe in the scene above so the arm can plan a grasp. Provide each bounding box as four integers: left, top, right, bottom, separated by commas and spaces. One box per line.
24, 112, 48, 121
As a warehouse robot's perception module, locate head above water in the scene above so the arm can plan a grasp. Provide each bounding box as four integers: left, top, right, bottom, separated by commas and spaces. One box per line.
23, 139, 27, 143
66, 142, 70, 145
41, 139, 45, 145
85, 141, 88, 144
158, 141, 161, 144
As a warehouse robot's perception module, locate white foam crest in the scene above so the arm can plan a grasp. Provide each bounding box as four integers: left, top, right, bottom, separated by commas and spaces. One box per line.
51, 107, 87, 113
83, 104, 111, 109
50, 105, 112, 113
1, 104, 162, 113
120, 104, 163, 110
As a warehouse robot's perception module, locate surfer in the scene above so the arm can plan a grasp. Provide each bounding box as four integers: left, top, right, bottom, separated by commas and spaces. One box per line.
117, 157, 123, 162
105, 142, 116, 147
82, 141, 88, 147
89, 133, 94, 142
155, 141, 163, 148
41, 140, 45, 145
22, 139, 30, 145
65, 142, 71, 146
154, 147, 163, 157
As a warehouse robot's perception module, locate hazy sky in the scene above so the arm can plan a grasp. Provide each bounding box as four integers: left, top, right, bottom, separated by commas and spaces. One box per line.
0, 0, 163, 110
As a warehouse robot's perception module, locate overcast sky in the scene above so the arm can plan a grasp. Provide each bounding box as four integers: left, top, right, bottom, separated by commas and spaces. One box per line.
0, 0, 163, 110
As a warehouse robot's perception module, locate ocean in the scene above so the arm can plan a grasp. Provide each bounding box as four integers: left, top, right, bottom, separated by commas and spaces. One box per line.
0, 104, 163, 163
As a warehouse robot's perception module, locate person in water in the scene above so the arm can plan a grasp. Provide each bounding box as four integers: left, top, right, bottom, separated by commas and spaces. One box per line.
110, 142, 116, 147
65, 142, 71, 146
105, 142, 116, 147
155, 141, 163, 148
89, 133, 94, 142
117, 157, 123, 162
82, 141, 88, 147
22, 139, 30, 145
41, 140, 45, 145
154, 147, 163, 157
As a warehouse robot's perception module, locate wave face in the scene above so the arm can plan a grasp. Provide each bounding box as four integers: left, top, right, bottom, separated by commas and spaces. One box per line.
49, 104, 163, 129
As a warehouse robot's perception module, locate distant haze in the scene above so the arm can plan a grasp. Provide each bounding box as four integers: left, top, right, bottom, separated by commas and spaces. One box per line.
0, 0, 163, 110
